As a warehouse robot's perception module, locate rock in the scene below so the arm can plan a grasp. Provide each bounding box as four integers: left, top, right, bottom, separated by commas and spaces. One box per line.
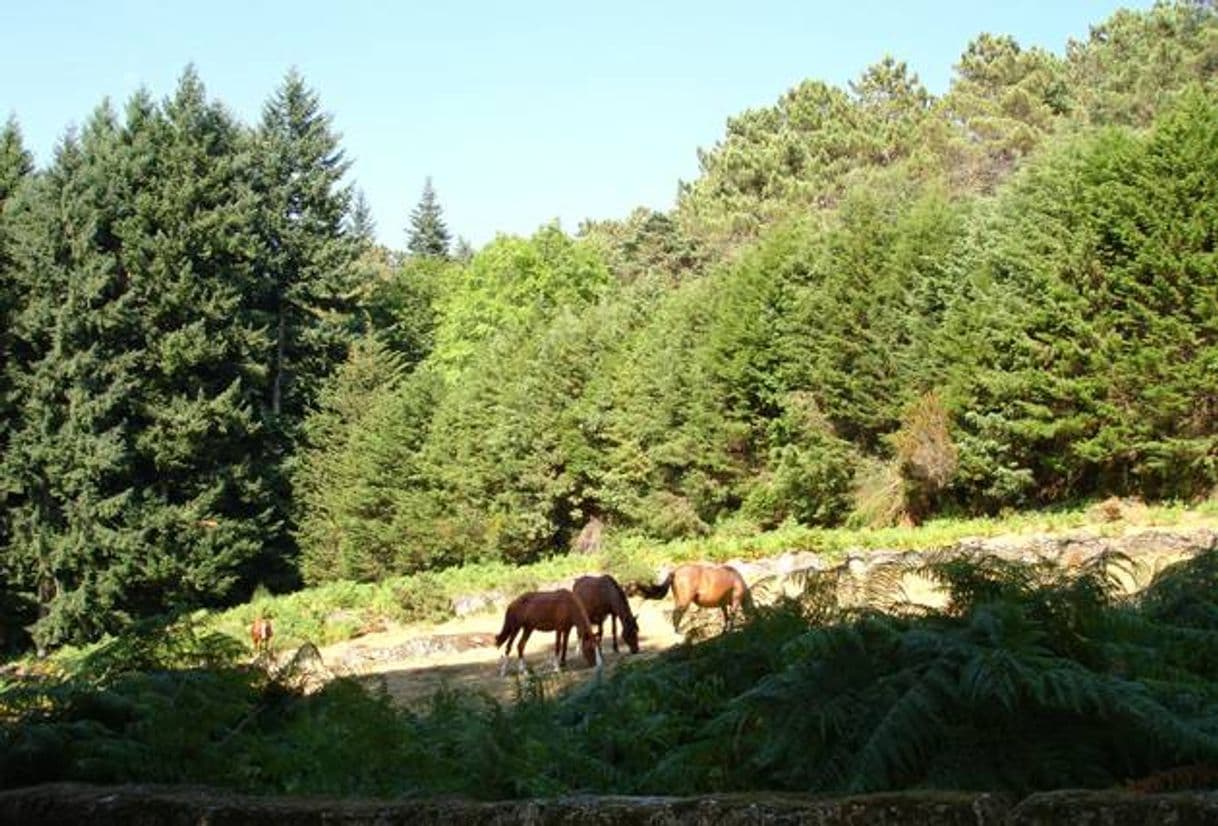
452, 591, 504, 618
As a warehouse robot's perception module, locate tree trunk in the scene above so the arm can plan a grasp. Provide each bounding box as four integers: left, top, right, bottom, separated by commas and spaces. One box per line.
272, 305, 285, 416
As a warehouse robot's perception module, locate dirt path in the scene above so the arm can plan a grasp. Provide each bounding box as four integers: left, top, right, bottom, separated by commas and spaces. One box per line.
316, 595, 691, 707
304, 516, 1218, 709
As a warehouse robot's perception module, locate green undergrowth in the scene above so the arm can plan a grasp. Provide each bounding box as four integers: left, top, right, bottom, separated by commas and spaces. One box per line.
8, 543, 1218, 798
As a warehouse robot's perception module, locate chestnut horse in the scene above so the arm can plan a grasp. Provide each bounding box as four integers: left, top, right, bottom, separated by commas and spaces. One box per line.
573, 574, 640, 654
250, 617, 273, 654
637, 563, 753, 632
495, 589, 603, 676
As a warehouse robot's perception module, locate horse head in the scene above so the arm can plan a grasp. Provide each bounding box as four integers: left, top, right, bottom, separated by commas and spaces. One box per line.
580, 630, 602, 667
622, 616, 640, 653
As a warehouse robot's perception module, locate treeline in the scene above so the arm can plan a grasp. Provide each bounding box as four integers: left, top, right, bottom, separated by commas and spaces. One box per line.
296, 3, 1218, 575
2, 2, 1217, 650
0, 70, 364, 651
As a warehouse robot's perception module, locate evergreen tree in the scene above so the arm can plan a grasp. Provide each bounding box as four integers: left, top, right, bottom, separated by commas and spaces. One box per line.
253, 68, 361, 430
1066, 1, 1218, 127
2, 72, 277, 648
0, 115, 33, 457
0, 116, 36, 647
2, 108, 144, 648
406, 176, 451, 259
942, 90, 1218, 509
295, 338, 442, 581
348, 188, 376, 243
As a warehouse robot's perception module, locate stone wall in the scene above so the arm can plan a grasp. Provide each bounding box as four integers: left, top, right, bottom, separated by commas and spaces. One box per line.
4, 784, 1218, 825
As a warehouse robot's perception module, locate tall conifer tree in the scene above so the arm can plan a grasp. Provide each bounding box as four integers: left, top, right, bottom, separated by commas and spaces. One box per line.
406, 177, 451, 259
254, 69, 360, 431
3, 72, 276, 647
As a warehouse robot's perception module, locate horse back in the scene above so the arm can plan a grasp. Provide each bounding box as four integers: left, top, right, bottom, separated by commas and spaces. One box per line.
675, 563, 747, 608
573, 576, 612, 623
517, 589, 580, 631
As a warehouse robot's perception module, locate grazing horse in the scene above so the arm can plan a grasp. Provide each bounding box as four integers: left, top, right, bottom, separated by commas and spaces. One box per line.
495, 589, 603, 676
250, 617, 274, 654
637, 563, 753, 632
573, 574, 640, 654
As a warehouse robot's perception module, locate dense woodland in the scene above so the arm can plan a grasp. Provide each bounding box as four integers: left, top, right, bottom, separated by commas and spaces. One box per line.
1, 1, 1217, 659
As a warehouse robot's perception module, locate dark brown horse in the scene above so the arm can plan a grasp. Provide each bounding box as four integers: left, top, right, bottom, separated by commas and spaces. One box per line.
495, 589, 602, 676
637, 563, 753, 632
573, 574, 640, 654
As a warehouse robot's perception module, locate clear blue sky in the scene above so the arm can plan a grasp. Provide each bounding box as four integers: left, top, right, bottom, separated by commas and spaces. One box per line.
2, 1, 1149, 249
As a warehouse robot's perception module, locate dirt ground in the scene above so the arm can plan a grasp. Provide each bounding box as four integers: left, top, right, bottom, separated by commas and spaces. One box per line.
313, 595, 693, 707
298, 516, 1216, 709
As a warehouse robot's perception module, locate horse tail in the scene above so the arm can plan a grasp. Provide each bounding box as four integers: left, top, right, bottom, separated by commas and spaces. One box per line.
494, 607, 516, 648
637, 572, 673, 600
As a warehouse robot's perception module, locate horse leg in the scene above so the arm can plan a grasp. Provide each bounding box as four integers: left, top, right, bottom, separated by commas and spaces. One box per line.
611, 614, 619, 652
499, 626, 520, 677
721, 604, 731, 632
516, 627, 533, 675
672, 597, 687, 633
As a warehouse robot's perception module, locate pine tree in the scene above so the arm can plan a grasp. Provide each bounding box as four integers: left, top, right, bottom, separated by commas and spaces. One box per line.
254, 68, 361, 430
2, 107, 146, 648
0, 116, 33, 452
2, 71, 279, 647
0, 116, 35, 646
348, 188, 376, 243
406, 176, 451, 259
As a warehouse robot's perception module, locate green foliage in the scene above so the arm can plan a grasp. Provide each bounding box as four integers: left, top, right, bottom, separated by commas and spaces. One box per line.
741, 393, 858, 528
2, 76, 276, 649
5, 4, 1218, 655
0, 67, 368, 647
12, 550, 1218, 798
942, 89, 1218, 509
1066, 2, 1218, 127
254, 68, 362, 427
430, 223, 612, 378
294, 339, 442, 582
938, 33, 1069, 189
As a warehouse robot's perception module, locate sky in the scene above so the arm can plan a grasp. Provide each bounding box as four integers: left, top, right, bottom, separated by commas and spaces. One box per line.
2, 1, 1151, 249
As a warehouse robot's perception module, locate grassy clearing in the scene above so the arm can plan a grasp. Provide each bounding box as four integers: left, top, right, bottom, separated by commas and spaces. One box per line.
42, 498, 1218, 669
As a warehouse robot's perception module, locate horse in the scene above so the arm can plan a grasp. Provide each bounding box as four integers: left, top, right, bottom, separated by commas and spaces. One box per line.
494, 589, 603, 676
636, 563, 753, 632
573, 574, 640, 654
250, 617, 274, 654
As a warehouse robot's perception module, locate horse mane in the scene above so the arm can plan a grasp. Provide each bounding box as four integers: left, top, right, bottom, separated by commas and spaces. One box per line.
568, 589, 595, 639
607, 576, 639, 632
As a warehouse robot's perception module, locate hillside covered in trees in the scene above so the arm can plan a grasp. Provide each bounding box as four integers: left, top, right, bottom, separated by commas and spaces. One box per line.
1, 0, 1217, 654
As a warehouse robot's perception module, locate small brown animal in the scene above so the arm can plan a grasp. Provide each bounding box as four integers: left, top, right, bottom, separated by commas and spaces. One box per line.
251, 617, 274, 654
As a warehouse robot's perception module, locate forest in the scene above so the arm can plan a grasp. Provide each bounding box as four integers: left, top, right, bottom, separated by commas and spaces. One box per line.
2, 0, 1218, 800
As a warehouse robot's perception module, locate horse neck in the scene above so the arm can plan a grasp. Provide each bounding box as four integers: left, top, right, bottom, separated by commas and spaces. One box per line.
569, 593, 593, 637
607, 579, 638, 630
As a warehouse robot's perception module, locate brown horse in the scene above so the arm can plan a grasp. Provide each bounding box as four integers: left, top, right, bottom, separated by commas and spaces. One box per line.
250, 617, 273, 654
573, 574, 640, 654
495, 589, 603, 676
637, 563, 753, 632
